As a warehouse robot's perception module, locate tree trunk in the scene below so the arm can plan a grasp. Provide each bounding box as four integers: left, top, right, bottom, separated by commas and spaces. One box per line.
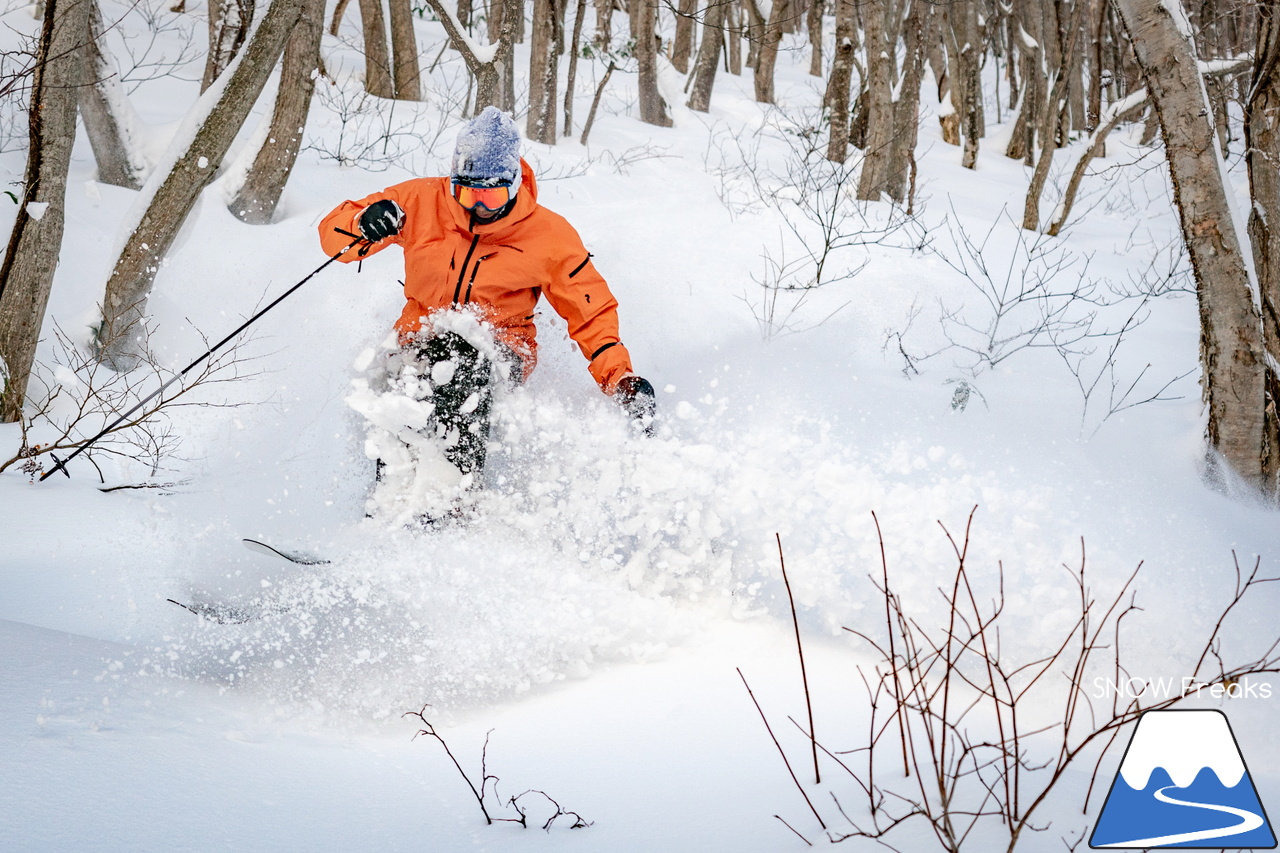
594, 0, 611, 47
1048, 89, 1150, 235
884, 0, 930, 201
0, 0, 89, 421
807, 0, 822, 76
728, 0, 742, 74
634, 0, 673, 125
387, 0, 420, 99
752, 0, 784, 103
432, 0, 516, 114
687, 0, 726, 111
1022, 0, 1083, 230
359, 0, 394, 96
329, 0, 352, 34
1114, 0, 1268, 491
671, 0, 696, 73
486, 0, 518, 111
203, 0, 255, 91
948, 0, 983, 168
856, 0, 895, 198
528, 0, 560, 141
823, 0, 855, 162
97, 0, 304, 370
79, 0, 145, 190
1246, 0, 1280, 486
564, 0, 587, 133
230, 0, 325, 223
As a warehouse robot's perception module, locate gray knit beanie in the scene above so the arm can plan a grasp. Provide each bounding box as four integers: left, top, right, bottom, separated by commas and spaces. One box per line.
450, 107, 523, 194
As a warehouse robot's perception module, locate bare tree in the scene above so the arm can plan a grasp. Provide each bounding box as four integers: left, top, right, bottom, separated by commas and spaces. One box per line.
387, 0, 420, 99
79, 0, 147, 189
230, 0, 325, 223
529, 0, 562, 141
671, 0, 697, 73
1113, 0, 1270, 492
202, 0, 254, 91
359, 0, 394, 97
426, 0, 517, 115
1246, 0, 1280, 482
823, 0, 857, 163
1022, 0, 1085, 230
97, 0, 305, 370
749, 0, 784, 104
0, 0, 90, 421
687, 0, 727, 112
857, 0, 929, 202
634, 0, 672, 126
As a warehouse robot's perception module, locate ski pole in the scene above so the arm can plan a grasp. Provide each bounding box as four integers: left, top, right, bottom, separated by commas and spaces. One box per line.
39, 236, 364, 482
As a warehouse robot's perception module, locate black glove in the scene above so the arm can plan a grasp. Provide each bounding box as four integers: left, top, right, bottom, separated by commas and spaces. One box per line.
358, 199, 405, 241
615, 375, 656, 434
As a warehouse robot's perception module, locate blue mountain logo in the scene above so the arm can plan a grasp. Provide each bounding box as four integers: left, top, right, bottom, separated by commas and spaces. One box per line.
1090, 709, 1276, 848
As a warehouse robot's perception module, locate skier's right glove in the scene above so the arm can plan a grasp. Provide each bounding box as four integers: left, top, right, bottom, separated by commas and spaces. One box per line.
614, 374, 657, 435
358, 199, 405, 242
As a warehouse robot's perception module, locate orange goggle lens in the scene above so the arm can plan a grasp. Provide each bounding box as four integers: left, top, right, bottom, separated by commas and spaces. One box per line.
452, 183, 512, 212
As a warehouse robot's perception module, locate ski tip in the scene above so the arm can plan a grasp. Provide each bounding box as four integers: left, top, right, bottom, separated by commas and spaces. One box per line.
241, 538, 330, 565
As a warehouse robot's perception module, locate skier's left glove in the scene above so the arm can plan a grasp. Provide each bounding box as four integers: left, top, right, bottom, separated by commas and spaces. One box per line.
614, 374, 656, 435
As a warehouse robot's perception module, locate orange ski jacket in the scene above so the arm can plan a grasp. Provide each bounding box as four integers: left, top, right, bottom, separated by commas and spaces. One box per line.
319, 159, 633, 393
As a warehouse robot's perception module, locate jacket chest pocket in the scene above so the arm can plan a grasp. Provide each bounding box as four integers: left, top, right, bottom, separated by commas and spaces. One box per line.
457, 247, 541, 305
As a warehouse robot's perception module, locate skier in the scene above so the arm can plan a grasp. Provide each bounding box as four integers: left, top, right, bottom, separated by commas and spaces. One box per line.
319, 107, 655, 519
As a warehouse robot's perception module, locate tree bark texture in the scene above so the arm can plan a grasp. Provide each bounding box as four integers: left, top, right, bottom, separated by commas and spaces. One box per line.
79, 0, 145, 190
823, 0, 856, 162
671, 0, 696, 73
856, 0, 897, 197
856, 0, 927, 201
97, 0, 304, 370
565, 0, 587, 134
687, 0, 726, 111
1246, 0, 1280, 486
727, 0, 741, 75
752, 0, 784, 103
528, 0, 561, 141
0, 0, 90, 421
807, 0, 822, 76
387, 0, 421, 99
230, 0, 325, 223
634, 0, 672, 126
1114, 0, 1268, 491
1022, 0, 1083, 230
359, 0, 394, 96
203, 0, 255, 91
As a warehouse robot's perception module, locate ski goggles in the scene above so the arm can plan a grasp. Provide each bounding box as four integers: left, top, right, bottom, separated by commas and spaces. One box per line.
451, 181, 512, 212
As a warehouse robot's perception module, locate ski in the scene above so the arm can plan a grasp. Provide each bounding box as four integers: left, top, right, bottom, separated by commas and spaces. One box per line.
167, 597, 268, 624
242, 538, 330, 565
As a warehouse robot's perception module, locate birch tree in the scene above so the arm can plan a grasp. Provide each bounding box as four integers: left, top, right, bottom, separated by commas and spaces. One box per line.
634, 0, 672, 126
79, 0, 147, 190
230, 0, 325, 223
426, 0, 519, 115
0, 0, 90, 421
97, 0, 305, 370
1113, 0, 1272, 491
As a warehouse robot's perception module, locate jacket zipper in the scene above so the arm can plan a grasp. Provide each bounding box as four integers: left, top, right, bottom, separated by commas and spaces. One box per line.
452, 234, 481, 304
464, 253, 497, 303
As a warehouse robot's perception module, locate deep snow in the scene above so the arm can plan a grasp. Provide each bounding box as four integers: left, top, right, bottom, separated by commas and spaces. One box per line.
2, 2, 1279, 851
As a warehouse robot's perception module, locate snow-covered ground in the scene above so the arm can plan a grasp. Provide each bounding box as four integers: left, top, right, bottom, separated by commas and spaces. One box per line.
2, 3, 1279, 851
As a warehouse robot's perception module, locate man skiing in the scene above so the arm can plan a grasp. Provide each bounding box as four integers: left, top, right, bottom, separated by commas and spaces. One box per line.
319, 107, 655, 520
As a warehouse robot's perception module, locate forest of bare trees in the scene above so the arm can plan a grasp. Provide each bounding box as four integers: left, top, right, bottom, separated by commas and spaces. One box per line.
0, 0, 1278, 498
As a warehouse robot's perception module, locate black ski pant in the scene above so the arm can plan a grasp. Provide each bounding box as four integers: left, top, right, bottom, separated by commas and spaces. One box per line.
413, 331, 499, 476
